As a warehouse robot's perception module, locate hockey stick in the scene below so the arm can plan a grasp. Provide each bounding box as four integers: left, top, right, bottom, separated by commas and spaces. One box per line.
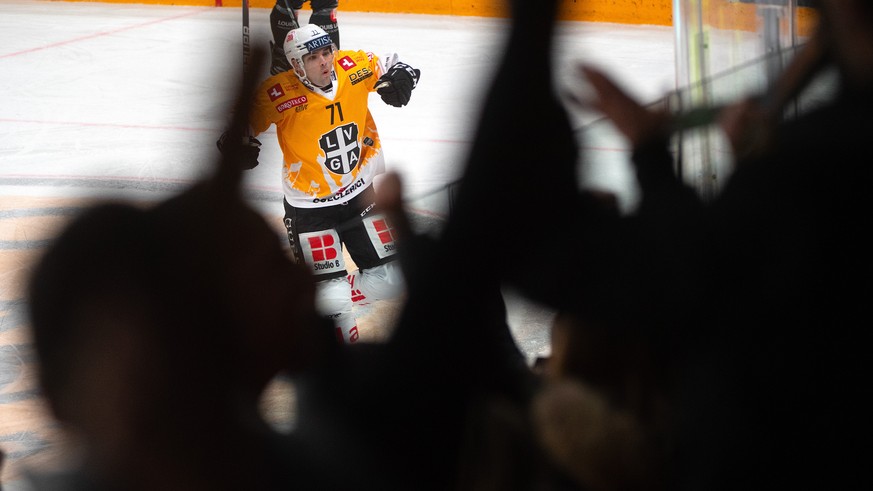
670, 35, 828, 133
280, 0, 295, 18
241, 0, 253, 139
242, 0, 250, 71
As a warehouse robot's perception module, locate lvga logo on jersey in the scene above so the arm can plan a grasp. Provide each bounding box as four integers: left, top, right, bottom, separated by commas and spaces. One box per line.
320, 123, 360, 174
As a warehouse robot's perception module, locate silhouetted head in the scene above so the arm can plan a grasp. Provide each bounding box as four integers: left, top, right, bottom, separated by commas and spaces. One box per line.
27, 203, 159, 436
28, 161, 323, 441
814, 0, 873, 90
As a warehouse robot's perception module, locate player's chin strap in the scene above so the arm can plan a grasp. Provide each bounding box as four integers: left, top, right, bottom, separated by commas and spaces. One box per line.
298, 72, 317, 92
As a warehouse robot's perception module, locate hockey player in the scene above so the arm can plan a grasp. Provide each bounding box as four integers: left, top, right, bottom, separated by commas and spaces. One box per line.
221, 25, 420, 344
270, 0, 340, 75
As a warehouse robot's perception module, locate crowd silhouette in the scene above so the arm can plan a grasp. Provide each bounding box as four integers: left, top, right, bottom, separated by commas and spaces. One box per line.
21, 0, 873, 489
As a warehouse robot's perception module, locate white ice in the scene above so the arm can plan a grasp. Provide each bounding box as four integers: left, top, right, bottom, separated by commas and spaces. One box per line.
0, 0, 676, 360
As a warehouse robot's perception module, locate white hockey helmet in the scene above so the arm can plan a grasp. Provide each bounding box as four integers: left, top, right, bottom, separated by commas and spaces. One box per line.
283, 25, 334, 84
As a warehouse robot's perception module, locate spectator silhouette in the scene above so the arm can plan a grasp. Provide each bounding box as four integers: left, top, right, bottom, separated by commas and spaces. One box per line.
23, 8, 543, 483
32, 0, 873, 489
24, 48, 343, 490
532, 311, 673, 491
25, 175, 337, 490
282, 0, 573, 488
560, 0, 873, 488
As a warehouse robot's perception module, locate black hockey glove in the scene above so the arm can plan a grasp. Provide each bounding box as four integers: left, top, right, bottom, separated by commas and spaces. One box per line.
217, 130, 261, 170
376, 62, 421, 107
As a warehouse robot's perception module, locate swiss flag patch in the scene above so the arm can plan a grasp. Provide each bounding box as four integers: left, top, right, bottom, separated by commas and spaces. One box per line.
338, 56, 357, 71
267, 83, 285, 101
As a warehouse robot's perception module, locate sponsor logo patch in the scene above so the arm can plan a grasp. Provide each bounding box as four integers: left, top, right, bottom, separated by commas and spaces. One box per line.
336, 325, 359, 344
349, 67, 374, 85
363, 215, 397, 259
338, 56, 357, 71
298, 229, 345, 274
304, 35, 332, 52
276, 95, 308, 113
348, 273, 368, 304
312, 178, 365, 204
268, 83, 285, 101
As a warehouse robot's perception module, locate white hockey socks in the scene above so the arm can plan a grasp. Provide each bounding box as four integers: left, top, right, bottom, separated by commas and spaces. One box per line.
347, 261, 405, 307
315, 276, 359, 344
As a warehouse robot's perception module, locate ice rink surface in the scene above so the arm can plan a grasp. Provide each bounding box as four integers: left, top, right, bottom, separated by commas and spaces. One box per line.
0, 1, 675, 486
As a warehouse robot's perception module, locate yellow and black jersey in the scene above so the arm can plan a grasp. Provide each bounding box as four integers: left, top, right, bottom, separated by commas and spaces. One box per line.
251, 49, 385, 208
